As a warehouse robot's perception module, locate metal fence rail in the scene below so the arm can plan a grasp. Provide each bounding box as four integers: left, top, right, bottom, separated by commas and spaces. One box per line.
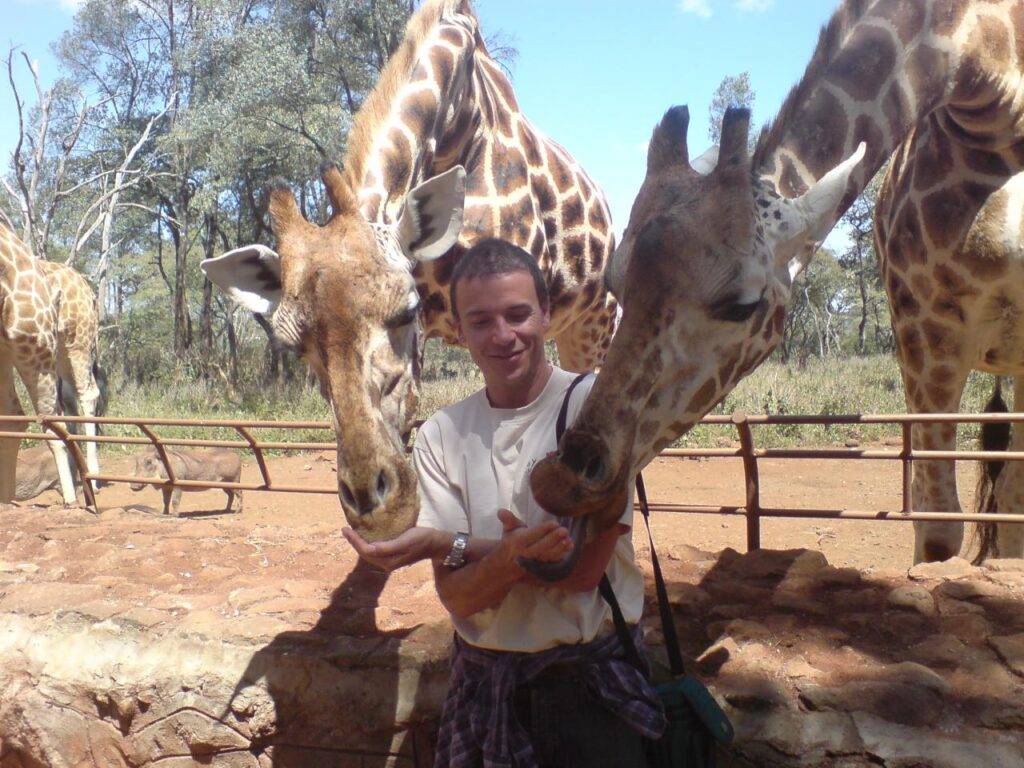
4, 411, 1024, 551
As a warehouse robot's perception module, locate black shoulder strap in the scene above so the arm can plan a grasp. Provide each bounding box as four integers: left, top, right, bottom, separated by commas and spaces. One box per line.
556, 373, 590, 443
635, 472, 686, 676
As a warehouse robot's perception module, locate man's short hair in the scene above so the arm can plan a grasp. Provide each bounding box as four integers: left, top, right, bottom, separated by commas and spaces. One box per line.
450, 238, 549, 318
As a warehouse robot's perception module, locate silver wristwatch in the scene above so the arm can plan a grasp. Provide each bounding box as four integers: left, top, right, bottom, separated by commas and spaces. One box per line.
442, 532, 470, 569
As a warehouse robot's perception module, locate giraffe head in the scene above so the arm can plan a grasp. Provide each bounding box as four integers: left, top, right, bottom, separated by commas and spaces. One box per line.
531, 106, 864, 517
202, 165, 465, 541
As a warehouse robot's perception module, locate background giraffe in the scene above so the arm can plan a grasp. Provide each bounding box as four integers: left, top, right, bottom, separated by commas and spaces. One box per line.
530, 0, 1024, 565
0, 223, 78, 505
36, 260, 105, 490
203, 0, 617, 540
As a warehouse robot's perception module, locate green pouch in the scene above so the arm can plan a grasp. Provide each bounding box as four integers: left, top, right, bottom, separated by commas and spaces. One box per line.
646, 676, 733, 768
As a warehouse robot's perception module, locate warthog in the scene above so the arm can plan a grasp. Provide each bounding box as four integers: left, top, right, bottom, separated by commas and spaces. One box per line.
15, 446, 79, 502
130, 448, 243, 515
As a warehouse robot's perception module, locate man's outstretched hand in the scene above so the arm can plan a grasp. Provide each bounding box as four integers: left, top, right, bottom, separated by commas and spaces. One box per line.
342, 526, 447, 572
497, 509, 572, 564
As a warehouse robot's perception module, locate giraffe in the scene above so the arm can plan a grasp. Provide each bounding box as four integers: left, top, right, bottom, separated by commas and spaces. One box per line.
0, 223, 78, 505
203, 0, 617, 541
530, 0, 1024, 563
36, 259, 104, 489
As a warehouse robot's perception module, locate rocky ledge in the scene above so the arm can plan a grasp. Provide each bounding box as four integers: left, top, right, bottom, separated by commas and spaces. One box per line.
1, 506, 1023, 767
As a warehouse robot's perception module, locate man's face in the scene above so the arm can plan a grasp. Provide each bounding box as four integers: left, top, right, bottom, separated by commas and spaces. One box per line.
455, 270, 551, 392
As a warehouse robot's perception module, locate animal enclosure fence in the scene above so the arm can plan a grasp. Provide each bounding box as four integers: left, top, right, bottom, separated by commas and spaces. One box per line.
4, 411, 1024, 550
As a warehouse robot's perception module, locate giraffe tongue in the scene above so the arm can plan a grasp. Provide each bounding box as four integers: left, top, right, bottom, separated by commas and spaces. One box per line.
516, 514, 587, 583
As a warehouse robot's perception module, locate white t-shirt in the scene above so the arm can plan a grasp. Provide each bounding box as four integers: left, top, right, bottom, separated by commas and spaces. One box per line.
413, 366, 644, 653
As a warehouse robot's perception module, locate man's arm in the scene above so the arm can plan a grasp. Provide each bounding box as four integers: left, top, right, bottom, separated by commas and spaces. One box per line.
434, 510, 573, 619
342, 526, 500, 572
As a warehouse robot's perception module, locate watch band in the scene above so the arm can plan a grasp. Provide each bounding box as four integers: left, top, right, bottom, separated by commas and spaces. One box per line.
443, 531, 470, 569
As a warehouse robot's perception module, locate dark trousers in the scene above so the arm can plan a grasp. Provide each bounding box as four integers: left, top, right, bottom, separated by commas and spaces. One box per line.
513, 665, 648, 768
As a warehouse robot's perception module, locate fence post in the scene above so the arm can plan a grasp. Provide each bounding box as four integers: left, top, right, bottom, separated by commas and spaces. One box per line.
42, 418, 97, 511
138, 424, 177, 488
733, 411, 761, 551
235, 426, 271, 489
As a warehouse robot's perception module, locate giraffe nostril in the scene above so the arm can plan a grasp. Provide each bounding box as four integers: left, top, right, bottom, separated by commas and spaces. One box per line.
376, 470, 389, 501
339, 481, 357, 511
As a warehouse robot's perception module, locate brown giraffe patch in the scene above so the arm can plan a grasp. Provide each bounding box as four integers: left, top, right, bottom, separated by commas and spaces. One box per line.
689, 377, 719, 415
789, 88, 849, 181
887, 204, 925, 269
922, 318, 960, 358
548, 146, 575, 193
873, 0, 926, 44
912, 122, 954, 192
438, 26, 464, 47
827, 25, 897, 103
925, 383, 954, 408
932, 293, 965, 323
906, 44, 949, 103
1012, 2, 1024, 67
970, 14, 1012, 68
588, 235, 604, 271
931, 0, 969, 36
962, 147, 1011, 178
778, 155, 807, 198
562, 198, 585, 230
887, 271, 921, 317
520, 125, 543, 167
498, 195, 534, 245
920, 184, 984, 251
852, 115, 885, 166
491, 144, 528, 190
934, 264, 979, 298
908, 271, 935, 302
404, 92, 440, 141
898, 325, 925, 374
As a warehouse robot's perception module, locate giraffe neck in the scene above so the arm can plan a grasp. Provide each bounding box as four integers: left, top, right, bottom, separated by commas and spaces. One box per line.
348, 4, 495, 223
753, 0, 984, 208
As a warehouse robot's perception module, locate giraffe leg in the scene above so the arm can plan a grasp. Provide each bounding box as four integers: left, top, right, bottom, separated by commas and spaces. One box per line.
992, 377, 1024, 558
0, 358, 27, 504
20, 367, 78, 506
906, 369, 970, 564
552, 295, 617, 373
62, 355, 101, 489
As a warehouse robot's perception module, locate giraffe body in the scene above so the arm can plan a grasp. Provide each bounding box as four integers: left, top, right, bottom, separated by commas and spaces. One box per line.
0, 224, 78, 505
203, 0, 616, 540
531, 0, 1024, 564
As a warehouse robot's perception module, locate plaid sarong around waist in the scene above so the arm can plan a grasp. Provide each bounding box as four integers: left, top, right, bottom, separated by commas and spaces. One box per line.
434, 628, 666, 768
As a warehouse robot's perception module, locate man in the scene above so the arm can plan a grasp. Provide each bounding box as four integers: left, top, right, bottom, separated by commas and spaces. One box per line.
344, 238, 664, 768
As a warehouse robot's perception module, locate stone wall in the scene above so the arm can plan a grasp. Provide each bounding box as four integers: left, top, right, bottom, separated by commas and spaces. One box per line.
1, 506, 1023, 767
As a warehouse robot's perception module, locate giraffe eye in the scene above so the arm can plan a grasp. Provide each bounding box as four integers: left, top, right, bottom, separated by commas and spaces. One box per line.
710, 297, 763, 323
385, 304, 419, 329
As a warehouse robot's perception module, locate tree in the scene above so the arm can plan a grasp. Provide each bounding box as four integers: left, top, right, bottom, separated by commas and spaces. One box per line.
708, 72, 754, 142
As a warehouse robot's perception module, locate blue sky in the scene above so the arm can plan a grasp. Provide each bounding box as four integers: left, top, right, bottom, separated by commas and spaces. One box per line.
2, 0, 839, 240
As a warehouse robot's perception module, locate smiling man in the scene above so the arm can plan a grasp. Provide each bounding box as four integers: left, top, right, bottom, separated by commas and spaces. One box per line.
344, 238, 663, 767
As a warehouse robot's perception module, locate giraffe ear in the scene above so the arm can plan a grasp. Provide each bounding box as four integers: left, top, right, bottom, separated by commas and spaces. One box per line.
690, 145, 719, 175
397, 165, 466, 263
790, 142, 866, 244
201, 244, 282, 315
768, 142, 867, 280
